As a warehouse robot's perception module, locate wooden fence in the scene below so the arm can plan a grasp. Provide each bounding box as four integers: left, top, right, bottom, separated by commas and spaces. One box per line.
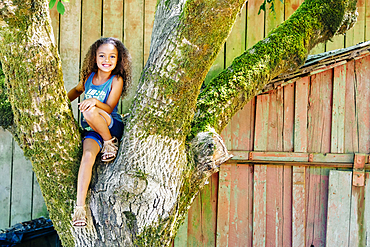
175, 51, 370, 246
1, 0, 370, 246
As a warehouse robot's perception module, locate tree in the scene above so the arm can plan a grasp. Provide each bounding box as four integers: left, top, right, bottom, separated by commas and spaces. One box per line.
0, 0, 358, 246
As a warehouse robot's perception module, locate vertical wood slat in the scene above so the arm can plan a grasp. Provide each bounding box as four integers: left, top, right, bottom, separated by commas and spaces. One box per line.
246, 0, 265, 49
284, 0, 303, 19
306, 70, 333, 247
32, 174, 48, 219
325, 170, 351, 246
173, 214, 188, 247
216, 164, 232, 247
10, 142, 33, 226
253, 94, 269, 247
344, 60, 359, 153
283, 83, 294, 247
265, 0, 284, 36
354, 56, 370, 153
225, 4, 246, 67
186, 173, 218, 246
121, 0, 144, 113
59, 1, 81, 119
49, 7, 60, 47
216, 164, 253, 247
230, 99, 255, 151
349, 186, 366, 246
265, 90, 284, 247
0, 130, 13, 229
103, 0, 124, 39
331, 65, 346, 153
81, 0, 102, 60
143, 0, 157, 63
365, 173, 370, 246
346, 0, 366, 47
292, 77, 309, 247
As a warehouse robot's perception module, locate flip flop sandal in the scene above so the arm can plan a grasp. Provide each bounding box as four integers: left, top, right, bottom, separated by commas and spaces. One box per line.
101, 137, 119, 162
72, 205, 87, 228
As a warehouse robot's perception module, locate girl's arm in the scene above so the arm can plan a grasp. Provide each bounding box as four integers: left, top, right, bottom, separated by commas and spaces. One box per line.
79, 76, 123, 114
67, 86, 84, 102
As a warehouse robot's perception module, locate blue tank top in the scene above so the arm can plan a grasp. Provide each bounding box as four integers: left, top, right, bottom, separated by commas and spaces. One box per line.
81, 72, 122, 130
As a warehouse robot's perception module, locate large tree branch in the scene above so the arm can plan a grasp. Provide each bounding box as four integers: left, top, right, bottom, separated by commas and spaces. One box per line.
0, 1, 81, 245
191, 0, 358, 135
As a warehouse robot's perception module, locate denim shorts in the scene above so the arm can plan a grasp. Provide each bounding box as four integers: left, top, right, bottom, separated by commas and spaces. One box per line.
82, 117, 124, 149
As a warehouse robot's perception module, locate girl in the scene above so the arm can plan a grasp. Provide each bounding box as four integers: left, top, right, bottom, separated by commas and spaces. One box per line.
68, 37, 131, 228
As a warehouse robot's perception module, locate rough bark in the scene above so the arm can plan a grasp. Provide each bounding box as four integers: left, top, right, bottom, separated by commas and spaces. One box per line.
0, 0, 358, 246
0, 1, 81, 246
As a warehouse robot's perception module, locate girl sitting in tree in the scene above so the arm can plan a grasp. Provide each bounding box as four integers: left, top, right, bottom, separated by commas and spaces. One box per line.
68, 37, 131, 228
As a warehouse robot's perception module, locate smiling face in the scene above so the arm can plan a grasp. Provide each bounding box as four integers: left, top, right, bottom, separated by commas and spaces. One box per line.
96, 43, 118, 73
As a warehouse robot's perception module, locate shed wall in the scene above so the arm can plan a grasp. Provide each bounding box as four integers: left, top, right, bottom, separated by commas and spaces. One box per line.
1, 1, 370, 247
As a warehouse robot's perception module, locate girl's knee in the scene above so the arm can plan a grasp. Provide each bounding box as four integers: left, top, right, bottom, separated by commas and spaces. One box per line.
82, 107, 98, 122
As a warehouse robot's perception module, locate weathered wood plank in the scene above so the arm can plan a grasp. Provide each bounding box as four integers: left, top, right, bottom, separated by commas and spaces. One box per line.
49, 7, 60, 47
283, 83, 294, 152
59, 1, 81, 119
144, 0, 156, 63
230, 99, 255, 151
265, 0, 284, 36
103, 0, 124, 39
265, 89, 284, 246
226, 4, 246, 67
253, 94, 269, 247
344, 60, 359, 152
306, 70, 333, 247
173, 213, 188, 247
365, 172, 370, 246
81, 0, 102, 60
11, 141, 33, 225
253, 164, 267, 247
346, 0, 366, 47
32, 173, 48, 219
228, 164, 253, 246
354, 56, 370, 153
285, 0, 303, 19
292, 76, 309, 247
254, 94, 270, 151
121, 0, 144, 113
246, 0, 265, 49
283, 83, 294, 247
325, 170, 351, 246
349, 185, 366, 246
0, 130, 13, 229
216, 164, 232, 247
326, 35, 345, 52
331, 65, 346, 153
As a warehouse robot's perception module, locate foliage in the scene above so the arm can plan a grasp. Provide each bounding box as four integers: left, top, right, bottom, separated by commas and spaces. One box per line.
49, 0, 69, 15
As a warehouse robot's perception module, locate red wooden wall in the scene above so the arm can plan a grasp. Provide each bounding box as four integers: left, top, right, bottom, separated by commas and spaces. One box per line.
174, 53, 370, 247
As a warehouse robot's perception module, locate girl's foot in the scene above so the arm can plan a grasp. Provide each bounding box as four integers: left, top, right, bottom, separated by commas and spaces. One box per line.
72, 205, 87, 228
101, 137, 118, 162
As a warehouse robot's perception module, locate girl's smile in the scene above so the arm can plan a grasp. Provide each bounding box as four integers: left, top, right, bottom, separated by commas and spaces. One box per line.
96, 44, 118, 73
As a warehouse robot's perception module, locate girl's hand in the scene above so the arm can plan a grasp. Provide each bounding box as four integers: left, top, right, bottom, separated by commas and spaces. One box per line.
78, 98, 97, 112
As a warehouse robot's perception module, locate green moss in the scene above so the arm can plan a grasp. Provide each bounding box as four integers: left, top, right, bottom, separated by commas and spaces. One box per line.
190, 0, 350, 138
0, 64, 14, 129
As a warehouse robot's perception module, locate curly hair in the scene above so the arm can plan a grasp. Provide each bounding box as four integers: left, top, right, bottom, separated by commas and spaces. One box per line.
78, 37, 132, 97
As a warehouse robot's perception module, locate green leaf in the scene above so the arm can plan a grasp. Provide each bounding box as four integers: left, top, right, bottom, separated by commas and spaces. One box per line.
57, 1, 65, 15
258, 1, 266, 15
49, 0, 57, 9
61, 0, 70, 2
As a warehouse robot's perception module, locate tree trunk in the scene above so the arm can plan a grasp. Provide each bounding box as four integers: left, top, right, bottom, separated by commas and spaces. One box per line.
0, 0, 358, 246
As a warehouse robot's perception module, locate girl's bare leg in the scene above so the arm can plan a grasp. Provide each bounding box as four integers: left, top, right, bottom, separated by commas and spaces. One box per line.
76, 138, 100, 207
83, 106, 112, 141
